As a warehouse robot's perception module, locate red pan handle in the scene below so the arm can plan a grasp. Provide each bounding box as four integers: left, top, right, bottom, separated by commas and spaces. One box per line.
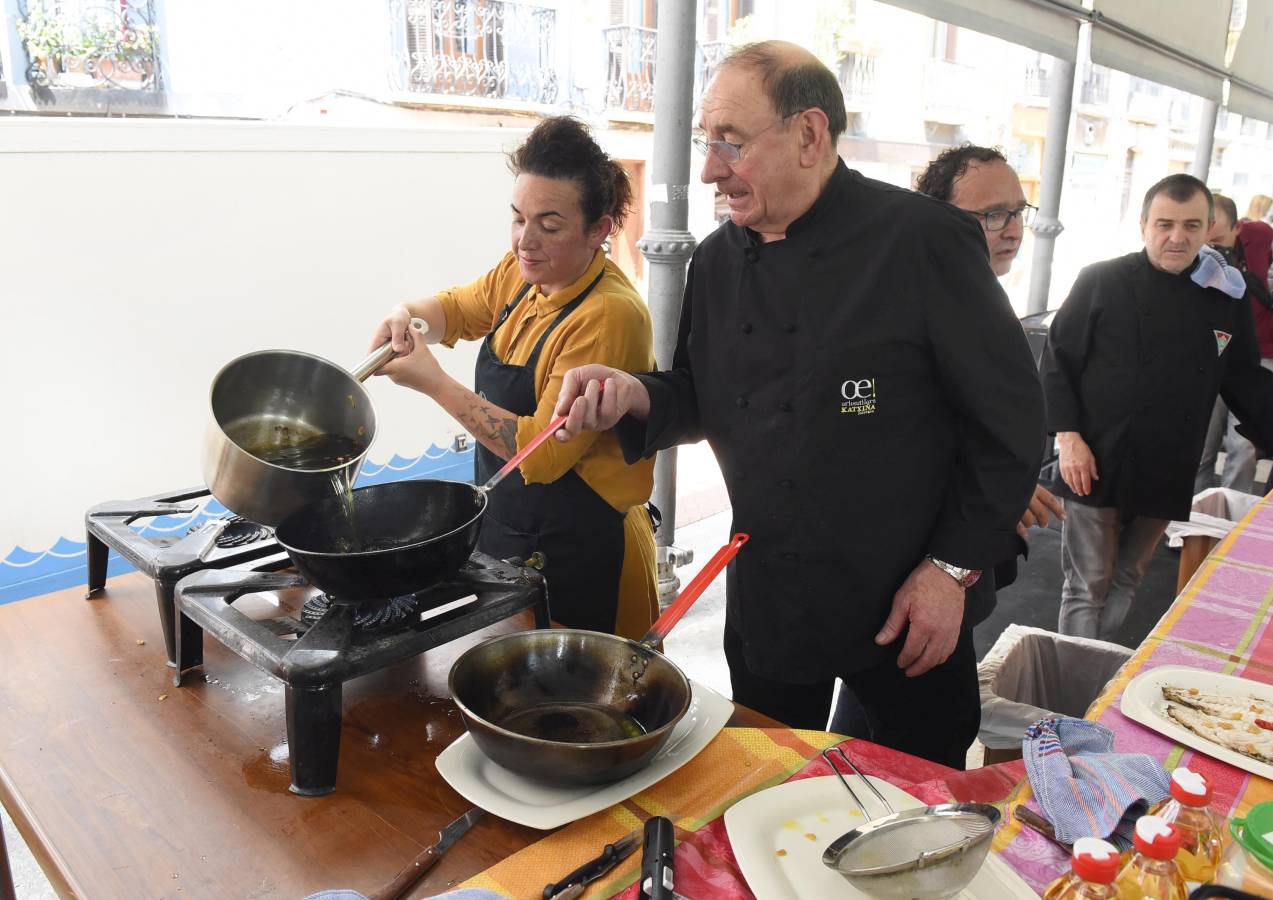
642, 533, 749, 646
482, 383, 605, 492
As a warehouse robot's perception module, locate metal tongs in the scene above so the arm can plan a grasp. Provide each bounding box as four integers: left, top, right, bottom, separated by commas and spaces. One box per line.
822, 746, 895, 819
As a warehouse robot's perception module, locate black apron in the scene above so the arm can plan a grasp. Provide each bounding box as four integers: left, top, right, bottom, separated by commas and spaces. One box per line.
473, 273, 626, 633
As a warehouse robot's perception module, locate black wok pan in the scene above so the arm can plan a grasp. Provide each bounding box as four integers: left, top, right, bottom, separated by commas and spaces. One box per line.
449, 533, 749, 786
272, 402, 576, 606
274, 480, 484, 605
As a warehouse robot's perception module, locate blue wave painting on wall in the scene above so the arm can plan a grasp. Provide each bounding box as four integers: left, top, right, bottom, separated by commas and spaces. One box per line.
0, 445, 473, 606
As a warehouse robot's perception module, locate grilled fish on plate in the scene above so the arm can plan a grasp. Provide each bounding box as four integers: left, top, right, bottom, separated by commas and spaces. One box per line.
1162, 685, 1273, 766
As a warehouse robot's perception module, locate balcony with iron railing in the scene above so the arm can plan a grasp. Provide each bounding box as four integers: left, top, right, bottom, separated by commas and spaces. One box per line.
1126, 76, 1169, 122
839, 51, 875, 110
1167, 92, 1194, 131
402, 0, 558, 105
1022, 62, 1049, 102
603, 24, 657, 113
1079, 64, 1111, 107
923, 58, 975, 125
1241, 116, 1267, 139
16, 0, 161, 92
700, 40, 729, 98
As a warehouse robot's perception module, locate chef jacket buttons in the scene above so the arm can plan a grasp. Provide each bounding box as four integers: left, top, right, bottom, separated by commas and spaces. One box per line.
735, 396, 749, 408
741, 322, 753, 334
778, 401, 792, 412
783, 551, 801, 561
745, 248, 759, 262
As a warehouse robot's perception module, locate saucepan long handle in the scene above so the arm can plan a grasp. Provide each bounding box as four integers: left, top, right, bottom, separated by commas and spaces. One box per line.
350, 318, 429, 382
642, 533, 750, 647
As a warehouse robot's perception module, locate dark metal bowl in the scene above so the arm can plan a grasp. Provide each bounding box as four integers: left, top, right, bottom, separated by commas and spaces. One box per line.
449, 629, 693, 786
275, 480, 485, 606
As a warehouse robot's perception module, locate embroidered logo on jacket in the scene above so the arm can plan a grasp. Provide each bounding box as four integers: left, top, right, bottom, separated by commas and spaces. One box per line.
1214, 330, 1232, 356
840, 378, 876, 415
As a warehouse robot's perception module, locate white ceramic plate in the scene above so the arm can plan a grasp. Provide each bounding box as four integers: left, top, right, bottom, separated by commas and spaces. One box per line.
1119, 664, 1273, 781
724, 776, 1034, 900
434, 680, 733, 829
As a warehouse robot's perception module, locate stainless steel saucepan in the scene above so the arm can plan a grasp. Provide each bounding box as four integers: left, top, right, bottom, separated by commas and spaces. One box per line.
202, 320, 425, 526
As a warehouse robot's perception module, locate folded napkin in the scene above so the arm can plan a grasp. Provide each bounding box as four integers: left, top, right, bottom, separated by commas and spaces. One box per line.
1023, 716, 1170, 845
1192, 244, 1248, 298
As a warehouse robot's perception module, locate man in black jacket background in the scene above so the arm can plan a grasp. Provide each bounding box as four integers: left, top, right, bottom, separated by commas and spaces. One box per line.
1043, 174, 1273, 643
552, 41, 1044, 768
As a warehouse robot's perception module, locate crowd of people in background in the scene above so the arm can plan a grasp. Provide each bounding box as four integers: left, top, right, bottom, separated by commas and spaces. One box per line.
914, 146, 1273, 648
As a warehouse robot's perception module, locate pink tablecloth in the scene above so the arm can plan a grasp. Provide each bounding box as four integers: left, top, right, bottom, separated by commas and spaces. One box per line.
984, 493, 1273, 892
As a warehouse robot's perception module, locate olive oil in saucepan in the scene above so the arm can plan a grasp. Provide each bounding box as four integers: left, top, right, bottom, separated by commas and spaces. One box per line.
247, 431, 368, 550
247, 431, 367, 471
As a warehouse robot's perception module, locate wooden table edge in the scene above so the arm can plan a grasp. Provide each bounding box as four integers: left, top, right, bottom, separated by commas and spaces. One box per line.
0, 764, 83, 899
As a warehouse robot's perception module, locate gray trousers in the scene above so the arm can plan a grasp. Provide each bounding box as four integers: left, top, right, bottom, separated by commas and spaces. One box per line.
1058, 500, 1168, 644
1194, 358, 1273, 495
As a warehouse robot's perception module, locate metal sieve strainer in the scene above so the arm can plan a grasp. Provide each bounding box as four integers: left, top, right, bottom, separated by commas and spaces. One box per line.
819, 748, 1000, 899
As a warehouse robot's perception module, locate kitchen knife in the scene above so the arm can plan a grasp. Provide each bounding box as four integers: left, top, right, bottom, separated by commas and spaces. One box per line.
369, 807, 485, 900
543, 830, 641, 899
1013, 804, 1072, 854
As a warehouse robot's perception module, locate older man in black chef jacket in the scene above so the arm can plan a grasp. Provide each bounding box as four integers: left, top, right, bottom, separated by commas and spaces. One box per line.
1044, 174, 1273, 644
551, 41, 1044, 769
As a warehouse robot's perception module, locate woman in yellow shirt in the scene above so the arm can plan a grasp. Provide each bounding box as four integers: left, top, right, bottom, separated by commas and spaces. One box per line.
370, 117, 657, 639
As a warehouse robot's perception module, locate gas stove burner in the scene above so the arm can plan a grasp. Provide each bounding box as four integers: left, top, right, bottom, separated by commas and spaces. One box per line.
300, 593, 420, 630
186, 515, 273, 549
214, 516, 272, 549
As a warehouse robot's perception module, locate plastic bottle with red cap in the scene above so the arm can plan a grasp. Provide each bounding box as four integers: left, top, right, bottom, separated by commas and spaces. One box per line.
1146, 766, 1224, 882
1042, 837, 1121, 899
1115, 815, 1188, 900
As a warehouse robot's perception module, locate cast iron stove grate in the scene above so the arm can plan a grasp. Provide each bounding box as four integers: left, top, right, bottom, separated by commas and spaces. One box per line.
85, 487, 288, 665
172, 553, 549, 796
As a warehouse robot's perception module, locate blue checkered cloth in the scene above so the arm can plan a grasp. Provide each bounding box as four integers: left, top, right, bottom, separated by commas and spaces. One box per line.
1023, 716, 1171, 846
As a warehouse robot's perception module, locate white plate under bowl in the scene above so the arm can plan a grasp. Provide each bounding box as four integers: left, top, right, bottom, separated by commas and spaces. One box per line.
435, 679, 733, 829
1119, 664, 1273, 781
724, 776, 1034, 900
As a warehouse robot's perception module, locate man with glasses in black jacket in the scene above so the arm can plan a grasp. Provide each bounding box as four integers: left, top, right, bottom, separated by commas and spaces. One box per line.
551, 42, 1044, 769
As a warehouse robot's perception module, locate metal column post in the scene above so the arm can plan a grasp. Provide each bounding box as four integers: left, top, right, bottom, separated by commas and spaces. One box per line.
1026, 53, 1076, 315
637, 0, 698, 604
1192, 99, 1219, 181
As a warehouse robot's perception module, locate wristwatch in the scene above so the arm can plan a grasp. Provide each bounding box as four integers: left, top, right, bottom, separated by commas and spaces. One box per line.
925, 555, 981, 588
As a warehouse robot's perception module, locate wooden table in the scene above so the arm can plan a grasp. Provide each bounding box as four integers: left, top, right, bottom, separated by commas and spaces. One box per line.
0, 572, 770, 899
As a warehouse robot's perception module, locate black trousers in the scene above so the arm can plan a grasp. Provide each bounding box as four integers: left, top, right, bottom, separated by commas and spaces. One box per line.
724, 623, 981, 770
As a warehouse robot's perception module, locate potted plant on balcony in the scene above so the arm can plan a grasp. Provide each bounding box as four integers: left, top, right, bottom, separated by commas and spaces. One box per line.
18, 7, 158, 88
16, 6, 64, 86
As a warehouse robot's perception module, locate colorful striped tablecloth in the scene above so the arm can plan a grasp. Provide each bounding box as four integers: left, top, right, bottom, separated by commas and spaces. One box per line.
989, 493, 1273, 893
462, 496, 1273, 898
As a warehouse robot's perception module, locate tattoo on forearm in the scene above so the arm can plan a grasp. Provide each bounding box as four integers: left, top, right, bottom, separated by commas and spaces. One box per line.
457, 400, 519, 459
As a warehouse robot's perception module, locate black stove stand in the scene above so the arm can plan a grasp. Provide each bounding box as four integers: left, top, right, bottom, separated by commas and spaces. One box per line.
85, 487, 287, 665
172, 554, 549, 796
